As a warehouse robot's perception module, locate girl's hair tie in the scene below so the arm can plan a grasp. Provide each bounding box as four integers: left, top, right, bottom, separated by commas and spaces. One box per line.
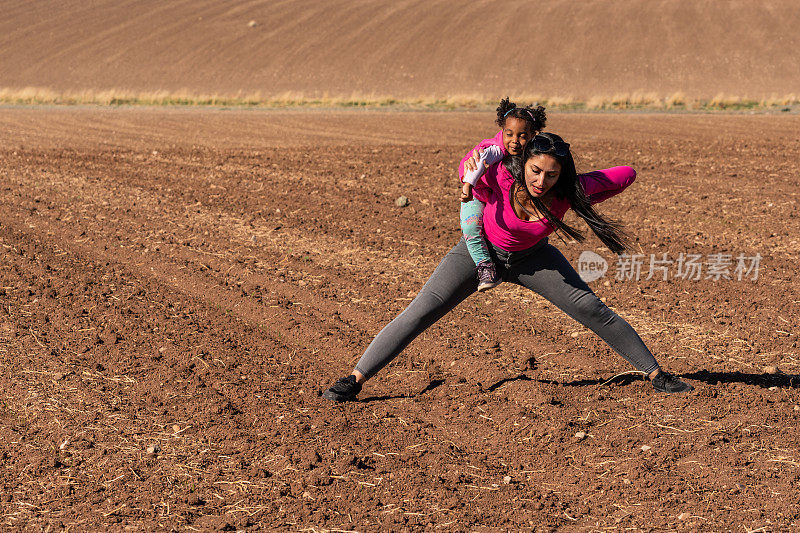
504, 107, 538, 122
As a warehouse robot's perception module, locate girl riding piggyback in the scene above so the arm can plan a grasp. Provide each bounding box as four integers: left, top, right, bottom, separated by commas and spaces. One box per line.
460, 98, 547, 290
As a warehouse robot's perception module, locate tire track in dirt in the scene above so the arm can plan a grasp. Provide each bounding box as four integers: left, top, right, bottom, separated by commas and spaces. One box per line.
0, 204, 591, 529
0, 218, 300, 529
1, 146, 600, 384
2, 111, 800, 530
5, 141, 794, 386
0, 148, 432, 371
4, 151, 795, 530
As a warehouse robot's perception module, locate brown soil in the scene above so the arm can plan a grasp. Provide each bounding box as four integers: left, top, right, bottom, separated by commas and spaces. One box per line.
1, 108, 799, 531
2, 1, 800, 99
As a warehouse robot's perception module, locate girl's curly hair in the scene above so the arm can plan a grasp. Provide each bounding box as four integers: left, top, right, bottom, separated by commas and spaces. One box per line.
495, 96, 547, 133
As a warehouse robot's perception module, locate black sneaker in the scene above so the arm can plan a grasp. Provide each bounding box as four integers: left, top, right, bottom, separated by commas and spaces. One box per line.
651, 371, 694, 393
322, 375, 362, 402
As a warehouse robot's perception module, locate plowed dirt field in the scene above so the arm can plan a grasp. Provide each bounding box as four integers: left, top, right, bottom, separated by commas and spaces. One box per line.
1, 108, 799, 531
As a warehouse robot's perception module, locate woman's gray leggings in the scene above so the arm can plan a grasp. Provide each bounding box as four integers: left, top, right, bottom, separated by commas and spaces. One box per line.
354, 238, 661, 379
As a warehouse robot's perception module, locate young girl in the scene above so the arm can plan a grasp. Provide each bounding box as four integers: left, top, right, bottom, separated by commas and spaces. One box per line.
323, 132, 693, 401
460, 98, 546, 291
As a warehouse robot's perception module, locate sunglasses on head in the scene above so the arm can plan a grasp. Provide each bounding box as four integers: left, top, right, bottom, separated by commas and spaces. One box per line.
531, 135, 570, 157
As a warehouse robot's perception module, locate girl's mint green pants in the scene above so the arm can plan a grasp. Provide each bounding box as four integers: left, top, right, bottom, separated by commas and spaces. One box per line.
460, 198, 491, 266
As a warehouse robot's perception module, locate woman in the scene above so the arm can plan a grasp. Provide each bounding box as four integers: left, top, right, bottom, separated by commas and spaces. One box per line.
323, 133, 693, 401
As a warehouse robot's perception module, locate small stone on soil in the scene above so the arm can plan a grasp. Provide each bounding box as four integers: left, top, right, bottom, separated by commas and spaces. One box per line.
395, 196, 410, 207
641, 445, 651, 452
503, 475, 512, 484
763, 365, 779, 374
575, 431, 587, 440
146, 444, 160, 455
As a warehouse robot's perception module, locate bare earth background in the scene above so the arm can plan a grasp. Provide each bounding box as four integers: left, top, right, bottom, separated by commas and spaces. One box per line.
2, 0, 800, 531
2, 0, 800, 100
1, 108, 799, 530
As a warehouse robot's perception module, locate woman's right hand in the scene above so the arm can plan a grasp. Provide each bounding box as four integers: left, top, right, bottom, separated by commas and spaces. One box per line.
463, 149, 483, 172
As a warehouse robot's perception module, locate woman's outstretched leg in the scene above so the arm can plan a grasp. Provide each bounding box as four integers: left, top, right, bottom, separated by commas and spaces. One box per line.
506, 244, 692, 392
324, 240, 479, 401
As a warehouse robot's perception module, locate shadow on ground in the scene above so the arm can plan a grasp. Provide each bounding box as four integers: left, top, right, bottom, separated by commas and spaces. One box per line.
344, 370, 799, 404
683, 369, 800, 388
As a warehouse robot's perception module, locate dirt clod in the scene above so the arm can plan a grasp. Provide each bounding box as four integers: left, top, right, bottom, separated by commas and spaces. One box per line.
187, 494, 205, 506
